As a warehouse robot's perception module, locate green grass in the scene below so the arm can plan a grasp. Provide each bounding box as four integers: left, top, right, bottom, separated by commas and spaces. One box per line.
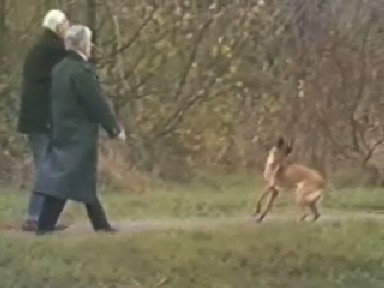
0, 184, 383, 223
0, 182, 383, 287
1, 221, 384, 287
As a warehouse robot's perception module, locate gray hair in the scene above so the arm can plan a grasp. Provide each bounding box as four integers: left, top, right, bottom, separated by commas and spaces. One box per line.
42, 9, 67, 32
64, 25, 92, 54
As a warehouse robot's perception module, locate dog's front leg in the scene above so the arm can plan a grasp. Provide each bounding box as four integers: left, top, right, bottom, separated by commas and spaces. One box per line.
252, 186, 271, 217
256, 187, 279, 223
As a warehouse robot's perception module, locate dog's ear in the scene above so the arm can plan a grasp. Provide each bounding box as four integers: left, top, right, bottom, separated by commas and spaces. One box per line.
276, 137, 285, 148
285, 146, 293, 155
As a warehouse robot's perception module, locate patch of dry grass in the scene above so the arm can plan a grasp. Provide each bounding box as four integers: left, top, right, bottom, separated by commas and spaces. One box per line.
0, 221, 383, 287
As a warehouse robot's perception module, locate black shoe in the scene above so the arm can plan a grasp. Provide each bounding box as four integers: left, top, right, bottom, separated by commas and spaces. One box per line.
54, 224, 69, 231
35, 225, 68, 236
22, 220, 69, 232
35, 229, 54, 236
21, 219, 38, 232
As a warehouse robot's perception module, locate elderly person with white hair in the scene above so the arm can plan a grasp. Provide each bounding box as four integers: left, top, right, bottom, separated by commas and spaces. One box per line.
17, 9, 70, 232
34, 25, 126, 235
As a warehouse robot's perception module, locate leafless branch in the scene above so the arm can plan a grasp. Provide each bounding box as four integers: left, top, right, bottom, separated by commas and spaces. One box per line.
171, 17, 214, 101
99, 2, 159, 62
362, 138, 384, 167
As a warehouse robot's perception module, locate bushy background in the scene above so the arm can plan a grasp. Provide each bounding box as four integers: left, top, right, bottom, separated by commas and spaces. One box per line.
0, 0, 383, 191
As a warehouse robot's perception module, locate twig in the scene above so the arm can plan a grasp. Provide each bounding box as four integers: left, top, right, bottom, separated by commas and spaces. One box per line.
102, 3, 159, 61
112, 15, 127, 89
362, 139, 384, 167
149, 17, 215, 138
131, 278, 144, 287
172, 17, 214, 102
153, 277, 168, 287
111, 14, 151, 168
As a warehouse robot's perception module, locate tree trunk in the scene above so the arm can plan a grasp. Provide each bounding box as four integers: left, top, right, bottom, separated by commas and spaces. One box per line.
86, 0, 97, 63
0, 0, 6, 63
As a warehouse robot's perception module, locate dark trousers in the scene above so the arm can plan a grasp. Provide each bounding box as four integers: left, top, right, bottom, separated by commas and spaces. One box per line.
26, 133, 49, 220
37, 195, 111, 232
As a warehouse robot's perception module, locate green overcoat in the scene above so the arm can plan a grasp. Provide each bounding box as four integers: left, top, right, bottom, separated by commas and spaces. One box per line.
35, 50, 120, 204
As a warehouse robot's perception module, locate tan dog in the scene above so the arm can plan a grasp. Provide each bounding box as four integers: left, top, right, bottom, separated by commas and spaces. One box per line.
253, 137, 326, 222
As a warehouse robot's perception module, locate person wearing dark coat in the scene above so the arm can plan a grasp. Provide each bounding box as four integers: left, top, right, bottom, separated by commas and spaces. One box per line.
17, 9, 70, 232
35, 25, 126, 235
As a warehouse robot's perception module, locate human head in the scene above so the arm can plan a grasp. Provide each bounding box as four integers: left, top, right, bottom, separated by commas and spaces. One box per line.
64, 25, 93, 58
42, 9, 70, 38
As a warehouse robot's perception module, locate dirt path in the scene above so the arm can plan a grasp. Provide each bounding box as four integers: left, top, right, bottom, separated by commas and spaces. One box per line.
65, 211, 384, 235
3, 211, 384, 237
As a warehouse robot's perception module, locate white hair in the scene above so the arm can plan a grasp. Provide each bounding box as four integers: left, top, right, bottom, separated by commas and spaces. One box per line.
42, 9, 67, 32
64, 25, 92, 55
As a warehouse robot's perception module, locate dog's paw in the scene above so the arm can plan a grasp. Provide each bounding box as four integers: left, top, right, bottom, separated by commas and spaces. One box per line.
255, 216, 264, 223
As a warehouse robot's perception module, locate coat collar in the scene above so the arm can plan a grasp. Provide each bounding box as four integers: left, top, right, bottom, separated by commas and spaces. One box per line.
42, 29, 63, 45
66, 50, 88, 62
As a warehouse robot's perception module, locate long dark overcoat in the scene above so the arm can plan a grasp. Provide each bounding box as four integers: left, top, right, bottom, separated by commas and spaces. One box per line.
18, 29, 66, 134
35, 51, 120, 204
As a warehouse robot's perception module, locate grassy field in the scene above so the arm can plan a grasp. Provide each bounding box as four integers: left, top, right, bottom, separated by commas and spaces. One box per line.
1, 176, 384, 222
1, 222, 384, 287
0, 180, 383, 287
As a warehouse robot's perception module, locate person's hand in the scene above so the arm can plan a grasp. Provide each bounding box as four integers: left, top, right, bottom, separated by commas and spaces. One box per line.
117, 127, 126, 141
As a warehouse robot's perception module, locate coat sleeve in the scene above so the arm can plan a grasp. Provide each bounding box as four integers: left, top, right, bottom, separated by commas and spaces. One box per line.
72, 66, 121, 138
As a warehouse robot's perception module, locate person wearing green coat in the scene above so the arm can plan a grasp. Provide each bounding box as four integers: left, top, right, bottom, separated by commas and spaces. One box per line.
35, 25, 126, 235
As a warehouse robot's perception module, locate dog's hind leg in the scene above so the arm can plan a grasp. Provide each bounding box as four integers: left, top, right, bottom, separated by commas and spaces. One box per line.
297, 203, 310, 222
308, 200, 321, 222
295, 183, 312, 222
307, 190, 322, 222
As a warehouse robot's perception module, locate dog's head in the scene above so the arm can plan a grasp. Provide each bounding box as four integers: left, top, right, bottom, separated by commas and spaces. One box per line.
265, 137, 293, 168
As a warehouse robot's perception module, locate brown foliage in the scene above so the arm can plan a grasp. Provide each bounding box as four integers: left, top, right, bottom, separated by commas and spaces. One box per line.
0, 0, 383, 190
